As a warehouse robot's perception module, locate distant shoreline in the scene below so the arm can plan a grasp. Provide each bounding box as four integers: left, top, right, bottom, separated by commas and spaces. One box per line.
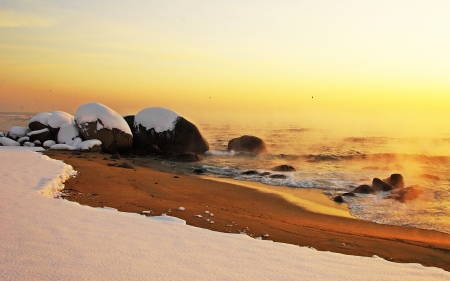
45, 150, 450, 272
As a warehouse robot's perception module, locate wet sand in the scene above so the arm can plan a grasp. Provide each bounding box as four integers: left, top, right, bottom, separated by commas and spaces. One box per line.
45, 150, 450, 271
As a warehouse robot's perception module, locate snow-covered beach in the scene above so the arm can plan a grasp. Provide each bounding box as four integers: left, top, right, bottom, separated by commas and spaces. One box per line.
1, 147, 450, 280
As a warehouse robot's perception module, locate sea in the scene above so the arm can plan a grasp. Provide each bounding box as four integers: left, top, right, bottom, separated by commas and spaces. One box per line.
2, 111, 450, 234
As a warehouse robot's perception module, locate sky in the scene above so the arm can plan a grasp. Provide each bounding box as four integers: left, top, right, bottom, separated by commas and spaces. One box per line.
1, 0, 450, 135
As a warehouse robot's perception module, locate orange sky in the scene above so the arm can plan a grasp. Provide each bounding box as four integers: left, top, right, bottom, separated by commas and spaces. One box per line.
1, 1, 450, 136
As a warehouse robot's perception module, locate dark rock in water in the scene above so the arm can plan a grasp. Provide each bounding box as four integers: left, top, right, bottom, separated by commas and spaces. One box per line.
75, 103, 133, 153
342, 192, 356, 197
133, 108, 209, 154
28, 129, 52, 144
242, 170, 259, 175
269, 174, 286, 179
333, 196, 344, 203
353, 184, 372, 194
107, 163, 117, 167
193, 168, 205, 174
227, 135, 267, 154
372, 178, 393, 192
110, 153, 121, 159
116, 163, 135, 169
384, 174, 404, 189
387, 185, 424, 203
168, 153, 202, 162
420, 174, 440, 181
272, 165, 296, 172
260, 172, 271, 176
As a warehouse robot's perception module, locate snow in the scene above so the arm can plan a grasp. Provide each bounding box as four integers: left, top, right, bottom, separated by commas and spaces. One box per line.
75, 102, 132, 134
57, 123, 80, 144
0, 148, 449, 281
27, 128, 49, 136
0, 131, 4, 137
7, 126, 30, 139
48, 111, 74, 129
43, 140, 56, 148
77, 139, 102, 151
0, 137, 19, 146
28, 112, 51, 126
135, 107, 179, 133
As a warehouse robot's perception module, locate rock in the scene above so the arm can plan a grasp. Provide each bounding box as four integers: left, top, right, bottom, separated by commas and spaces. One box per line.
123, 115, 135, 134
28, 112, 52, 131
342, 192, 356, 197
260, 172, 271, 176
58, 124, 81, 145
384, 174, 404, 189
43, 140, 56, 149
227, 135, 267, 154
353, 184, 372, 194
75, 103, 133, 153
17, 136, 30, 145
168, 153, 202, 162
27, 128, 52, 144
193, 168, 205, 174
116, 163, 135, 169
269, 174, 286, 179
7, 126, 30, 140
133, 107, 209, 154
0, 137, 20, 146
372, 178, 393, 192
47, 111, 74, 137
272, 165, 295, 172
333, 196, 344, 203
242, 170, 259, 175
387, 186, 424, 203
110, 153, 121, 159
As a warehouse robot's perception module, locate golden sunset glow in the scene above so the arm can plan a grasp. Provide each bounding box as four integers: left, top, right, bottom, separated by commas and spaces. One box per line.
1, 1, 450, 136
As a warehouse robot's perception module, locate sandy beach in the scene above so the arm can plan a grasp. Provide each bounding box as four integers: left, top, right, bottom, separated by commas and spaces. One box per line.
45, 150, 450, 271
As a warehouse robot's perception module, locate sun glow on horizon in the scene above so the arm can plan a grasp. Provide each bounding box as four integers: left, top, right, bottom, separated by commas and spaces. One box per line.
1, 1, 450, 136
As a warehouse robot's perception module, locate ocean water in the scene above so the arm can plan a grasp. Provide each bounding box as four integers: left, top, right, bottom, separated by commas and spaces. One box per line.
2, 112, 450, 234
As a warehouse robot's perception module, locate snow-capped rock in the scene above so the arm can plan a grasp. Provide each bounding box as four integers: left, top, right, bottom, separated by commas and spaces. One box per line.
133, 107, 209, 154
0, 137, 20, 146
28, 112, 52, 131
75, 103, 132, 153
58, 124, 81, 145
27, 128, 52, 144
7, 126, 30, 140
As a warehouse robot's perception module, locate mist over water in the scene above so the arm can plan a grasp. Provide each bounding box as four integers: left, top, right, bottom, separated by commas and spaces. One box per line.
2, 112, 449, 234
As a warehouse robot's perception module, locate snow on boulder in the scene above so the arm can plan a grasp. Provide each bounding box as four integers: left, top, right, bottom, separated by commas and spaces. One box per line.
27, 128, 52, 144
43, 140, 56, 148
77, 139, 102, 152
0, 137, 20, 146
7, 126, 30, 140
58, 124, 81, 145
0, 132, 4, 137
75, 103, 132, 153
28, 112, 52, 131
47, 111, 74, 136
133, 107, 209, 154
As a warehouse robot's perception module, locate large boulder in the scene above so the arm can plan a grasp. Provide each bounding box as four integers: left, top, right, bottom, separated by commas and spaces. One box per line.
28, 111, 74, 140
133, 107, 209, 154
227, 135, 268, 154
28, 112, 52, 131
47, 111, 74, 137
75, 103, 133, 153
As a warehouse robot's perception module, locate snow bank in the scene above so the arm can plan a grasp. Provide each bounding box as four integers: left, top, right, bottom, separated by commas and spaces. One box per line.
48, 111, 74, 128
75, 102, 132, 134
135, 107, 179, 132
0, 147, 449, 280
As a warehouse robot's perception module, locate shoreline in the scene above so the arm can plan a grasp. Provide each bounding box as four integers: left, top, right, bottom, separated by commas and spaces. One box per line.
44, 150, 450, 271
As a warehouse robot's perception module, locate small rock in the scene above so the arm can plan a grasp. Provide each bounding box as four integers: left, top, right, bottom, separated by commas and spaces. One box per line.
242, 170, 259, 175
333, 196, 344, 203
110, 153, 121, 160
178, 207, 185, 211
342, 192, 356, 197
269, 174, 286, 179
193, 168, 204, 174
272, 165, 296, 172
